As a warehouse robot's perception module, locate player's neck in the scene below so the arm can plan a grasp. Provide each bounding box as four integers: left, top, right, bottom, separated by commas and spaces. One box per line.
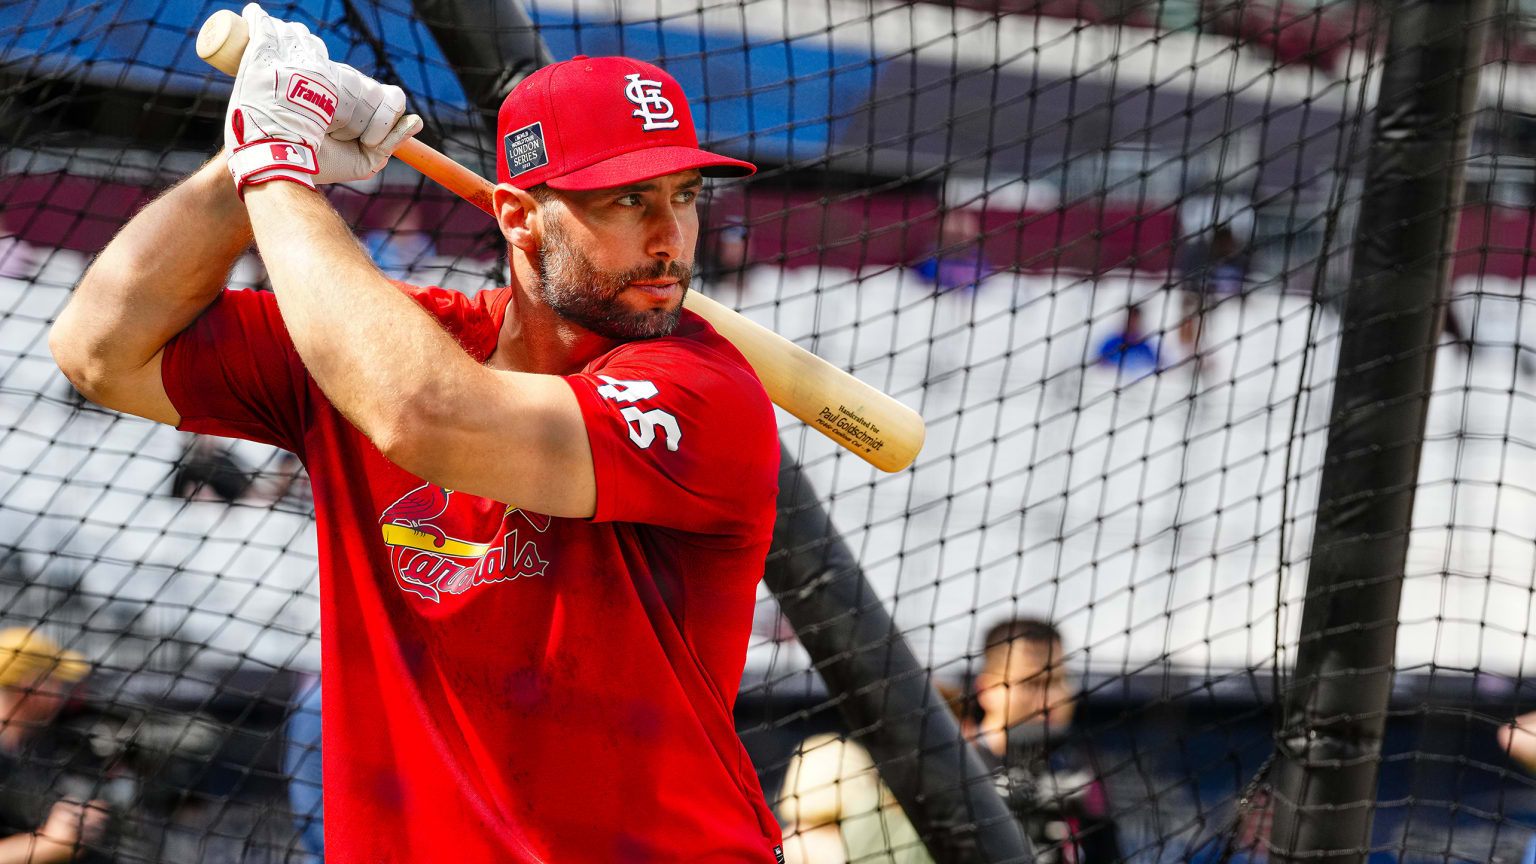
486, 277, 618, 375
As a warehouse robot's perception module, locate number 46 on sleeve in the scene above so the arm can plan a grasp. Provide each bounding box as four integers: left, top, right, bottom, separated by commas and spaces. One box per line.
596, 375, 682, 453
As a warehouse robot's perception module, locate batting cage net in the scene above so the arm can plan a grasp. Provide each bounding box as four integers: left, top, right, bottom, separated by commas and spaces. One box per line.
4, 0, 1536, 861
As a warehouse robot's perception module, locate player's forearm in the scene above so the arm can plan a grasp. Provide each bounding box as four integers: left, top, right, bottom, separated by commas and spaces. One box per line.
52, 154, 251, 388
241, 181, 486, 453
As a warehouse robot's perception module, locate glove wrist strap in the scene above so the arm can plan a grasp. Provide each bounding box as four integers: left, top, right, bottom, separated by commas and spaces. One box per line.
228, 139, 319, 197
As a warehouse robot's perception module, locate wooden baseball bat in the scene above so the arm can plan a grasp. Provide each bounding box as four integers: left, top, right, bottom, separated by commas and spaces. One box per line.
198, 9, 924, 472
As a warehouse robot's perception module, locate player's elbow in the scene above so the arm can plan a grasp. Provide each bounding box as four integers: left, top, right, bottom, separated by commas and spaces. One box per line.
373, 422, 426, 476
369, 382, 451, 476
51, 276, 129, 404
371, 373, 595, 518
49, 311, 109, 404
367, 407, 418, 471
371, 402, 467, 489
380, 373, 483, 458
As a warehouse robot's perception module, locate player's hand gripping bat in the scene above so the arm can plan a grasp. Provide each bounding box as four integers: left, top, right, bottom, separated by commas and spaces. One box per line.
198, 8, 924, 472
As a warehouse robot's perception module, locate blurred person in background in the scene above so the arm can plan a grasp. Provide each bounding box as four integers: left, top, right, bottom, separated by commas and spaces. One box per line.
1497, 712, 1536, 864
1175, 225, 1248, 363
974, 618, 1119, 864
778, 619, 1120, 863
777, 683, 971, 864
0, 629, 108, 863
913, 209, 992, 293
171, 435, 252, 504
174, 427, 310, 509
1095, 304, 1160, 379
1498, 710, 1536, 772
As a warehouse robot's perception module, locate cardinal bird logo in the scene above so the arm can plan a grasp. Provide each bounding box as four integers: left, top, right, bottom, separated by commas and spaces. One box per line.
377, 484, 550, 604
382, 484, 451, 546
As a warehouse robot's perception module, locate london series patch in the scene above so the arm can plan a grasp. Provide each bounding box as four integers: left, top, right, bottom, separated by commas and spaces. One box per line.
504, 121, 548, 178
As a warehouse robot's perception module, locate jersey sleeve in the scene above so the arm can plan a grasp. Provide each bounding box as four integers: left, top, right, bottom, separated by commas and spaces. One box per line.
564, 336, 778, 538
161, 288, 312, 456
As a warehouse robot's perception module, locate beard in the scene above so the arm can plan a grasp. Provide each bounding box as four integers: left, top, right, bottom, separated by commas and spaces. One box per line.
534, 213, 691, 341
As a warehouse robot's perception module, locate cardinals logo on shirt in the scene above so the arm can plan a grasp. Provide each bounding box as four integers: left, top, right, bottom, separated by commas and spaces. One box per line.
378, 484, 551, 604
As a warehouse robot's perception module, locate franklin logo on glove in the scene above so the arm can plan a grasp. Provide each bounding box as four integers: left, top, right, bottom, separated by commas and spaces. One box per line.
286, 74, 337, 124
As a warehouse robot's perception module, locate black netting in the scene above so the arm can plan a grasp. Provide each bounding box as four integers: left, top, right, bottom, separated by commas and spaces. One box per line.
4, 1, 1536, 862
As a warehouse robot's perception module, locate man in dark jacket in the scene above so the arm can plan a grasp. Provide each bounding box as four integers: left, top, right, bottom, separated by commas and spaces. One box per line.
975, 618, 1121, 864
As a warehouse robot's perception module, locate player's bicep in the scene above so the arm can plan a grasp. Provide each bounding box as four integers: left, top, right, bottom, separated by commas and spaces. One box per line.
386, 370, 597, 519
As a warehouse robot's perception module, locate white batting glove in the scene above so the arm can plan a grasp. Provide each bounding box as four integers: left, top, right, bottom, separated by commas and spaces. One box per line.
315, 112, 423, 184
224, 5, 419, 192
328, 63, 408, 147
224, 3, 335, 195
313, 63, 422, 184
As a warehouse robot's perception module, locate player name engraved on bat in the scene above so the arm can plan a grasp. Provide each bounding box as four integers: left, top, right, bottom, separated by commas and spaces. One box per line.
815, 404, 884, 452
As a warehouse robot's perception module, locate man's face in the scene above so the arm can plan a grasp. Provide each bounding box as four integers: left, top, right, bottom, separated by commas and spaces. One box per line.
533, 170, 702, 341
0, 676, 65, 734
979, 638, 1076, 730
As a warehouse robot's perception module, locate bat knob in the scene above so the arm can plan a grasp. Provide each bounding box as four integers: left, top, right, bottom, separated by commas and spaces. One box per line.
197, 9, 248, 76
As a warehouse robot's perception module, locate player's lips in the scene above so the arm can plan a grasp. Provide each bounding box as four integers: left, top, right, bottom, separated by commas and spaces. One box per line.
626, 279, 681, 299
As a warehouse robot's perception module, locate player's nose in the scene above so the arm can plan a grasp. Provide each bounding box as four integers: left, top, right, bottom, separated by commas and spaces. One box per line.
644, 206, 685, 262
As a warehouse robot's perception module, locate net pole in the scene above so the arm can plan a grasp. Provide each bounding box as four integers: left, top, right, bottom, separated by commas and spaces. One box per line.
410, 0, 551, 106
410, 0, 552, 173
1269, 2, 1491, 862
767, 446, 1032, 864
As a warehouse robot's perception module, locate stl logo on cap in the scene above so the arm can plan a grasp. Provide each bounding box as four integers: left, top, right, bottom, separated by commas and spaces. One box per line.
494, 55, 755, 189
623, 73, 680, 131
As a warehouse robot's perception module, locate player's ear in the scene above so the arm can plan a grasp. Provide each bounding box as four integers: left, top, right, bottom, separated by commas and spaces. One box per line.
494, 183, 541, 254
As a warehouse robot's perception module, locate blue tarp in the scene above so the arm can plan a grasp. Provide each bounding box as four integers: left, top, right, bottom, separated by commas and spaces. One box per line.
526, 9, 874, 162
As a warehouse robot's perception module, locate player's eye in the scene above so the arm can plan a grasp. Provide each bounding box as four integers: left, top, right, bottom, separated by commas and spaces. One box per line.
615, 193, 642, 207
674, 189, 698, 205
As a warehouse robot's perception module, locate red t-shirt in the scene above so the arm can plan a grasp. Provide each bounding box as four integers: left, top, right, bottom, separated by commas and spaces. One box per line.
161, 284, 784, 863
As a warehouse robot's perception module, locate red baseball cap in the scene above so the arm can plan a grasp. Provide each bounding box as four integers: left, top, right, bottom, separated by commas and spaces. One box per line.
496, 55, 756, 191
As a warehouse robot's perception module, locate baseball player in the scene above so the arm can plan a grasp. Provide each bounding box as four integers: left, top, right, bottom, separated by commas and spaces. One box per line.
51, 5, 783, 862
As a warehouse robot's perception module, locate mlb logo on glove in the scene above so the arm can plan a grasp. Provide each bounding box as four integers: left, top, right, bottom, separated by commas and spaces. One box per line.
265, 142, 315, 169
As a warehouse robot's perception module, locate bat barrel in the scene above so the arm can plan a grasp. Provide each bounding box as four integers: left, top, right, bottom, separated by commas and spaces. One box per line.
681, 292, 925, 472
